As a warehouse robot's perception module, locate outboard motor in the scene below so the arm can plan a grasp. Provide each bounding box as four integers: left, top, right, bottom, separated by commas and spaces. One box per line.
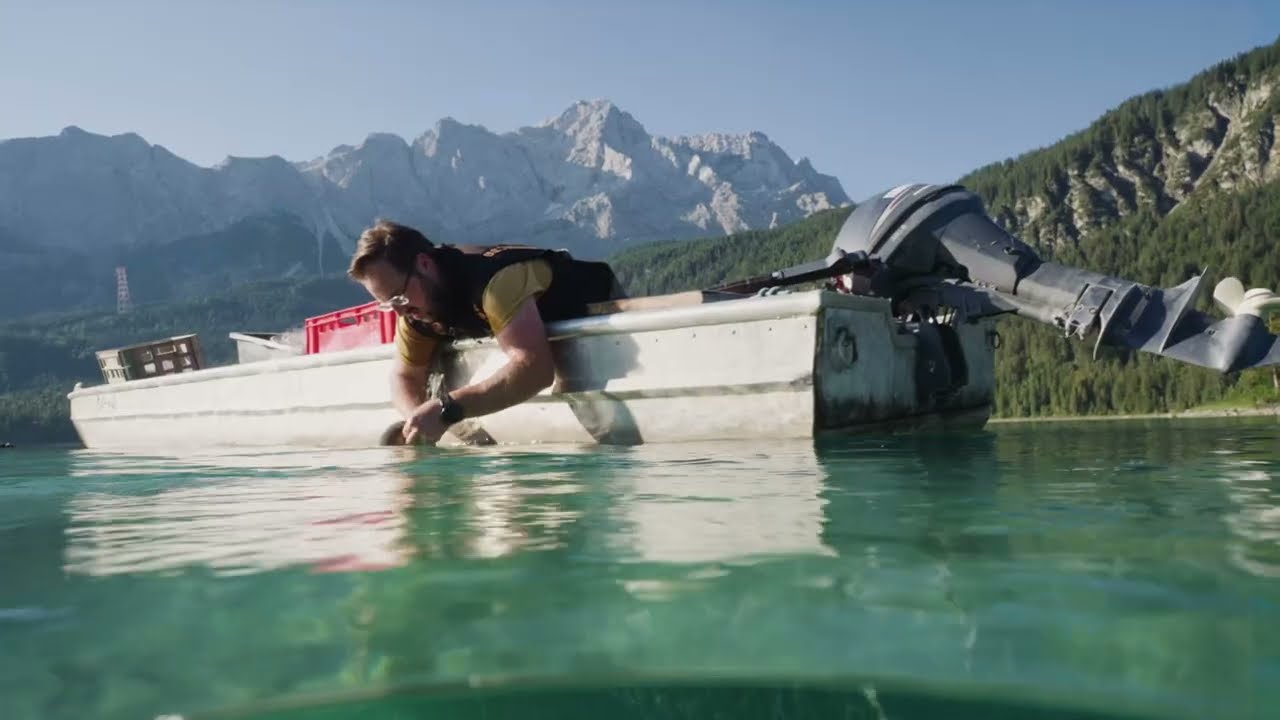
827, 183, 1280, 374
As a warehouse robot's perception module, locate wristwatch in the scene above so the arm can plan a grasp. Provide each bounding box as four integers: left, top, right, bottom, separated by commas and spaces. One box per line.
439, 390, 466, 426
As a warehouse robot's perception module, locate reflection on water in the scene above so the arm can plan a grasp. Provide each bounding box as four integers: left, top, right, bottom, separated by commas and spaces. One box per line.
64, 473, 415, 576
60, 442, 839, 578
611, 447, 834, 564
1217, 463, 1280, 579
0, 417, 1276, 720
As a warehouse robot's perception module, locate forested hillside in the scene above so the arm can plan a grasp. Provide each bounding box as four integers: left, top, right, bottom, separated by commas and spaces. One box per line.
608, 207, 852, 295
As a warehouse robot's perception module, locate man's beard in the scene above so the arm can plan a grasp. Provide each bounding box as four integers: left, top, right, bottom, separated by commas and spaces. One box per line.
414, 272, 459, 334
425, 273, 454, 319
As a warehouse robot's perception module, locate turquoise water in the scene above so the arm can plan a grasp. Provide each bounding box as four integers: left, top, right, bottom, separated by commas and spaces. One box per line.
1, 417, 1277, 720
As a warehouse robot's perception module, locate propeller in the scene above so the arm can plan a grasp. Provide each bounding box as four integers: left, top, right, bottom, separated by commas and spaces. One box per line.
1213, 277, 1280, 318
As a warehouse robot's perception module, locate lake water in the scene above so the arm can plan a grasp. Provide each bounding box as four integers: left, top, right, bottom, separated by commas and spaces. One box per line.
1, 416, 1277, 720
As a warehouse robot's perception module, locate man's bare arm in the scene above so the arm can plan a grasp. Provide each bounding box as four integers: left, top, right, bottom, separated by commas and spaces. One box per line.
447, 299, 555, 417
390, 354, 432, 419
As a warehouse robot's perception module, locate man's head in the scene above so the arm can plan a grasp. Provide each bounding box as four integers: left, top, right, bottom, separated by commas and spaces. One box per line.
348, 220, 450, 323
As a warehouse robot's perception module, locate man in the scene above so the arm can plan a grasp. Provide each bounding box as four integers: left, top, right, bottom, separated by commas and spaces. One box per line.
347, 219, 624, 445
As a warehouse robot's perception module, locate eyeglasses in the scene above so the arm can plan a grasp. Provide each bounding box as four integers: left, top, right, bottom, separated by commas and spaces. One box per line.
377, 269, 415, 312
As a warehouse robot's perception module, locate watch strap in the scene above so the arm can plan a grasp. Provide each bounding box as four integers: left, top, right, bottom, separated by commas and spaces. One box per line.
439, 391, 465, 426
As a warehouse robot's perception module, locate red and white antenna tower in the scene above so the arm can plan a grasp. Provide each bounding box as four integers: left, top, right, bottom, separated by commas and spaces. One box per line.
116, 266, 132, 314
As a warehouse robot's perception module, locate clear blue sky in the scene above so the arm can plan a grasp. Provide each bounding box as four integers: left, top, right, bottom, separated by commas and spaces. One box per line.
2, 0, 1277, 199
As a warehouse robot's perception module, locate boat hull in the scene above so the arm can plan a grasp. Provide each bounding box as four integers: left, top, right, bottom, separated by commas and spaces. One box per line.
67, 291, 996, 450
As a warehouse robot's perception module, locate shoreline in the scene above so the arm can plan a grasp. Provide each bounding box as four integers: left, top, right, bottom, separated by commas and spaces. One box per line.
988, 405, 1280, 424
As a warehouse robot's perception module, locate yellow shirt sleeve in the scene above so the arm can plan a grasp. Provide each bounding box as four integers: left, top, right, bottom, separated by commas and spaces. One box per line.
480, 259, 553, 333
394, 314, 439, 367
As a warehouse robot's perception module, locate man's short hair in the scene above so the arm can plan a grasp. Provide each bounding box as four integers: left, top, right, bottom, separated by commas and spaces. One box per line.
347, 219, 435, 279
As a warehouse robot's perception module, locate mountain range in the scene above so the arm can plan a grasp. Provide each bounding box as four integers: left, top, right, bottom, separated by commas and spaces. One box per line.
0, 99, 847, 260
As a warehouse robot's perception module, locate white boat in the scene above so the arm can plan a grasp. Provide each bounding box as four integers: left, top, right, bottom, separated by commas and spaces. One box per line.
67, 183, 1279, 451
67, 289, 998, 451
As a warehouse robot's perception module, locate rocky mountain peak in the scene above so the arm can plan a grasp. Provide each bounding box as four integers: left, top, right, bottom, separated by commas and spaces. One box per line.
0, 99, 850, 260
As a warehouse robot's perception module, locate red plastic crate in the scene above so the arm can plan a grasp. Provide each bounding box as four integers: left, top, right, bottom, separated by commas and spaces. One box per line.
304, 301, 397, 354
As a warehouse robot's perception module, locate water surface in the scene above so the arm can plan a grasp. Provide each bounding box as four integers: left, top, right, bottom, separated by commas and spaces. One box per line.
1, 417, 1277, 719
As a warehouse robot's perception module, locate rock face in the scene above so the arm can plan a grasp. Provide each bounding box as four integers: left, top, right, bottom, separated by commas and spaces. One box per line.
959, 45, 1280, 251
0, 99, 849, 260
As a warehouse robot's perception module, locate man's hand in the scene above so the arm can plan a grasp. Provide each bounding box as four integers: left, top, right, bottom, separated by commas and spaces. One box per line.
402, 398, 447, 445
396, 299, 555, 446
